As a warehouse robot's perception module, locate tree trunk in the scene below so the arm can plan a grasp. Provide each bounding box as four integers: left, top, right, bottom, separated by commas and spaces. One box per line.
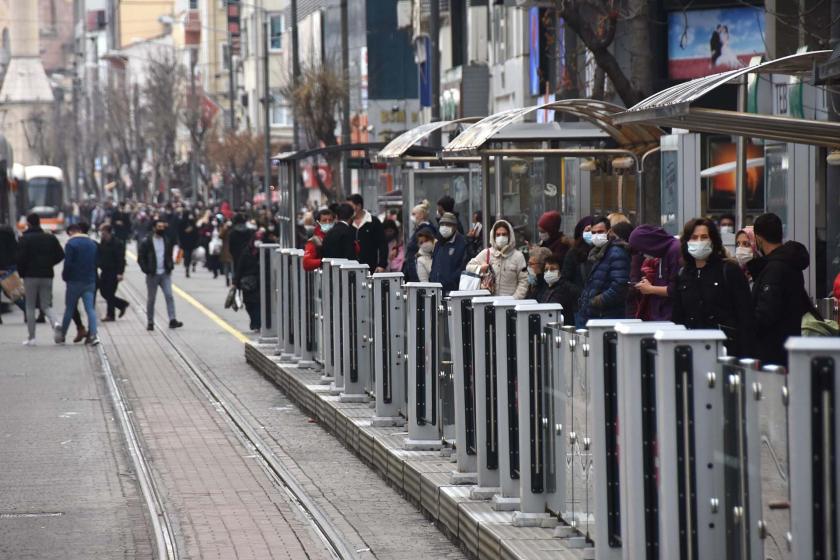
627, 0, 652, 99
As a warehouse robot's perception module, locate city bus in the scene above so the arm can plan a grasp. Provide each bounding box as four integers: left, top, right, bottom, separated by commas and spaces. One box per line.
18, 165, 65, 231
0, 136, 17, 228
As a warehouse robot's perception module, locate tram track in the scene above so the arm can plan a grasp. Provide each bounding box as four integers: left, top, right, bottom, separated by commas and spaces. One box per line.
118, 276, 361, 560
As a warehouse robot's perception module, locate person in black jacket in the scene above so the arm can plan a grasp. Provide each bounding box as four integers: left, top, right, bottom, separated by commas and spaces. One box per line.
16, 213, 64, 344
747, 213, 811, 366
671, 217, 756, 358
138, 217, 182, 331
322, 203, 358, 261
110, 202, 132, 242
178, 210, 199, 277
346, 194, 387, 272
539, 255, 565, 305
228, 213, 253, 279
97, 223, 129, 321
233, 231, 263, 331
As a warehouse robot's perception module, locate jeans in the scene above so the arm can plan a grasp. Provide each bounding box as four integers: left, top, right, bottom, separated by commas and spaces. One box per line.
24, 277, 58, 339
61, 281, 97, 338
146, 273, 176, 324
100, 271, 128, 318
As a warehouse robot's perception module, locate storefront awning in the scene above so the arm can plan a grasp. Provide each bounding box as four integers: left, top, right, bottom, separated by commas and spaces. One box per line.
442, 99, 663, 155
615, 51, 840, 149
377, 117, 482, 161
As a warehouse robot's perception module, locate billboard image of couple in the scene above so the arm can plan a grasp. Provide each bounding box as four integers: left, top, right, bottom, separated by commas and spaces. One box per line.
668, 7, 766, 80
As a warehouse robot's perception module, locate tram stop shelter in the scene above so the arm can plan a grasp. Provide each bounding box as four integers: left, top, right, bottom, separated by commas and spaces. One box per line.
615, 49, 840, 299
437, 100, 663, 246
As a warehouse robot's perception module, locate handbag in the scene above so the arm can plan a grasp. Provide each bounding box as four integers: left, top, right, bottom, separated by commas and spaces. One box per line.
0, 270, 25, 302
479, 250, 497, 294
224, 286, 238, 310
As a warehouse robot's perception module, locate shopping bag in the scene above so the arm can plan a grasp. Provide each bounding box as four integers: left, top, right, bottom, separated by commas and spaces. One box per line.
0, 270, 25, 302
459, 271, 481, 291
225, 286, 238, 310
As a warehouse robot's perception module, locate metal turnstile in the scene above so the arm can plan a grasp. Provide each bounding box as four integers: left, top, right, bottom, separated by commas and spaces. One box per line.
289, 249, 304, 362
615, 321, 684, 560
470, 295, 514, 499
294, 250, 317, 368
276, 248, 297, 360
371, 273, 407, 427
319, 259, 347, 382
654, 329, 729, 560
512, 303, 563, 526
787, 337, 840, 560
338, 262, 370, 402
586, 319, 640, 560
446, 289, 490, 484
404, 282, 444, 450
330, 260, 358, 395
257, 243, 279, 343
492, 298, 537, 511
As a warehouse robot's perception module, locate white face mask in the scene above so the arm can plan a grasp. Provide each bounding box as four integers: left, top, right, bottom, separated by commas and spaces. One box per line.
735, 246, 753, 265
720, 225, 734, 234
591, 232, 608, 247
688, 240, 713, 261
544, 270, 560, 285
495, 235, 509, 249
420, 241, 434, 254
319, 222, 334, 233
439, 225, 454, 239
538, 231, 550, 243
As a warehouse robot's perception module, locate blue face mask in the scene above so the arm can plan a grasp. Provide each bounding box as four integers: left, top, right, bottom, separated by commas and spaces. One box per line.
320, 222, 334, 233
582, 231, 593, 245
527, 271, 537, 285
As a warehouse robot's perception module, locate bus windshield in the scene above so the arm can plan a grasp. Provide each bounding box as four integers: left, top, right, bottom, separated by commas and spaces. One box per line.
27, 177, 62, 210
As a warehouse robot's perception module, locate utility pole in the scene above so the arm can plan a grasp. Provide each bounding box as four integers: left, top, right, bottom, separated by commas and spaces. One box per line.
262, 16, 271, 201
227, 28, 236, 130
190, 48, 199, 206
291, 0, 300, 150
429, 0, 441, 146
72, 74, 81, 201
340, 0, 350, 197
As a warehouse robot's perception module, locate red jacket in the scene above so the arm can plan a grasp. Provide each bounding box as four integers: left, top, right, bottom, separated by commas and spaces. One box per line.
303, 228, 326, 271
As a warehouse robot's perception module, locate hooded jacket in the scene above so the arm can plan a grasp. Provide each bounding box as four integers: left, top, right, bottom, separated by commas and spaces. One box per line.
537, 211, 571, 263
628, 224, 682, 321
747, 241, 811, 366
466, 219, 529, 299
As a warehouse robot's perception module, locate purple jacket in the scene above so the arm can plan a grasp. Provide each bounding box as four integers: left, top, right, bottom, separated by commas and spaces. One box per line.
628, 225, 682, 321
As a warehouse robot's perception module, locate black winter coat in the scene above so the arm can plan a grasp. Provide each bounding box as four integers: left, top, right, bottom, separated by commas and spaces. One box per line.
322, 222, 357, 261
672, 257, 756, 358
747, 241, 811, 366
228, 225, 253, 270
234, 249, 261, 304
16, 228, 64, 278
98, 237, 127, 275
111, 210, 132, 241
138, 234, 174, 275
0, 226, 17, 270
351, 213, 388, 272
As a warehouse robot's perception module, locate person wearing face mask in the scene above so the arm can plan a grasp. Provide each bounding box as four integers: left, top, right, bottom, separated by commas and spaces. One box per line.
415, 227, 436, 282
346, 194, 388, 273
718, 214, 736, 235
576, 216, 630, 327
466, 219, 529, 299
404, 200, 436, 282
552, 216, 593, 324
734, 227, 757, 278
536, 210, 571, 263
322, 203, 357, 261
138, 217, 183, 331
747, 212, 811, 366
382, 219, 405, 272
436, 195, 464, 234
303, 208, 335, 271
539, 255, 565, 304
526, 247, 552, 301
429, 212, 468, 293
628, 223, 682, 321
671, 218, 755, 358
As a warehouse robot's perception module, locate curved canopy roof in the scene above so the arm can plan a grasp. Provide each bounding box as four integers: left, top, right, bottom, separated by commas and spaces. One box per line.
442, 99, 662, 155
615, 51, 840, 149
377, 117, 482, 160
273, 142, 437, 162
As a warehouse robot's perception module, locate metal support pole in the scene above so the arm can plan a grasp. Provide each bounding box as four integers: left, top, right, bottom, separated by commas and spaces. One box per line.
735, 76, 747, 228
262, 17, 271, 200
227, 28, 236, 130
494, 156, 502, 221
481, 155, 490, 248
189, 48, 199, 206
290, 0, 300, 150
340, 0, 351, 197
429, 0, 441, 146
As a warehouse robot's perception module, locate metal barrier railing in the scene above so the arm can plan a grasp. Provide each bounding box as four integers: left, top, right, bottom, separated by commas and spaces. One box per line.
257, 243, 279, 343
257, 246, 839, 560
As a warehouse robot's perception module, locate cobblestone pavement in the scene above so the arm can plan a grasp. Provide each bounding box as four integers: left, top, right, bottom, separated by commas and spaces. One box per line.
119, 249, 467, 560
0, 280, 154, 559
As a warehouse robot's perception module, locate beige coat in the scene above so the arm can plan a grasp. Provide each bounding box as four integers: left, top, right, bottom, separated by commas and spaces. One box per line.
466, 219, 528, 299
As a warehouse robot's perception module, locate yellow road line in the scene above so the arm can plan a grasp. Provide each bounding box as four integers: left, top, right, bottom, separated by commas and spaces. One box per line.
127, 250, 249, 344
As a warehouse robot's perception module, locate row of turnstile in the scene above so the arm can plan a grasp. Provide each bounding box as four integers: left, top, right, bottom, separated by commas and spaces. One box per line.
256, 243, 840, 560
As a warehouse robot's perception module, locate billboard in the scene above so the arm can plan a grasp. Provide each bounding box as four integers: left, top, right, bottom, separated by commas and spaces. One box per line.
667, 7, 765, 80
529, 7, 540, 96
706, 137, 764, 212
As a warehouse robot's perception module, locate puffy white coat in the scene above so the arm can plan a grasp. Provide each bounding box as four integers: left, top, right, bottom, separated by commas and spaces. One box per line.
466, 219, 529, 299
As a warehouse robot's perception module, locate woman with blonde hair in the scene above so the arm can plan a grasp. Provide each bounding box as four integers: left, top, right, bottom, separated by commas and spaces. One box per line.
404, 200, 436, 281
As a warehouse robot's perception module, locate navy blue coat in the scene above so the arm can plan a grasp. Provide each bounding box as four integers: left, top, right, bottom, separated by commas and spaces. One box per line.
429, 233, 468, 293
575, 241, 630, 327
403, 221, 437, 282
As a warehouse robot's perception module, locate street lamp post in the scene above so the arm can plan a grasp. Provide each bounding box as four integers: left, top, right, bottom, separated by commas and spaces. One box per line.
263, 17, 271, 204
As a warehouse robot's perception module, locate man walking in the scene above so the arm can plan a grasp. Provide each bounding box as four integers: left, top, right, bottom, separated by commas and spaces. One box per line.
138, 217, 183, 331
16, 213, 64, 344
56, 223, 99, 345
98, 224, 129, 321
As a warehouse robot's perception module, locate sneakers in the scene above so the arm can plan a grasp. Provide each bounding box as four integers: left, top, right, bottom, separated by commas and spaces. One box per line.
22, 338, 36, 346
73, 327, 88, 344
168, 319, 183, 329
54, 326, 66, 344
85, 336, 100, 346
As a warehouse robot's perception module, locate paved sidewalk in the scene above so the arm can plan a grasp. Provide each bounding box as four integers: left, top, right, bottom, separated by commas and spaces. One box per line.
99, 281, 332, 559
0, 285, 154, 559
